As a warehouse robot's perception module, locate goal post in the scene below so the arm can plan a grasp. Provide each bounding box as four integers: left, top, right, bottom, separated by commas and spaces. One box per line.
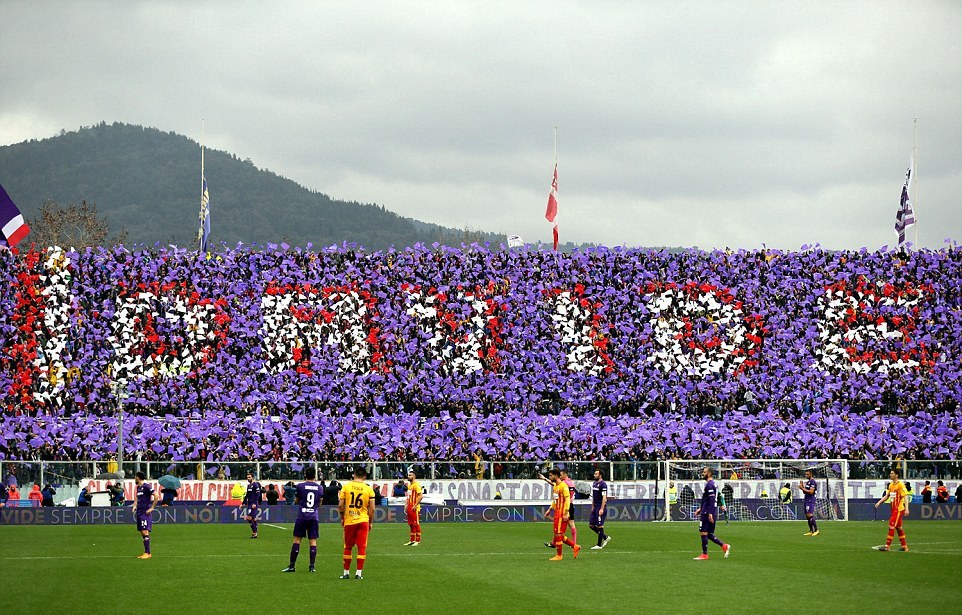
663, 459, 849, 522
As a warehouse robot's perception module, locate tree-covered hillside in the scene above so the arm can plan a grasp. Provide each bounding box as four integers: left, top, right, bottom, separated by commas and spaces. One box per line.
0, 122, 506, 250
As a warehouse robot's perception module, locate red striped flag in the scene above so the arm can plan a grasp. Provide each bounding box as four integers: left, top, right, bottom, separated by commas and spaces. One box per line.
0, 181, 30, 248
545, 164, 558, 251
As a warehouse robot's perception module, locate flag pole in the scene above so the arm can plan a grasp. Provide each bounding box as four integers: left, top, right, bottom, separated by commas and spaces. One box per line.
554, 126, 558, 254
553, 125, 558, 165
913, 117, 918, 248
199, 120, 205, 252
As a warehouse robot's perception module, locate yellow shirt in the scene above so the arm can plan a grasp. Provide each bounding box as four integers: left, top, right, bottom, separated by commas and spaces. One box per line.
552, 482, 571, 513
887, 480, 908, 512
406, 481, 423, 511
340, 480, 375, 526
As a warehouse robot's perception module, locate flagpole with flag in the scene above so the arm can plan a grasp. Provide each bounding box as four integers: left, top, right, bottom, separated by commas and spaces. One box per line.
913, 117, 918, 248
0, 181, 30, 248
894, 151, 915, 249
544, 126, 559, 251
197, 120, 210, 253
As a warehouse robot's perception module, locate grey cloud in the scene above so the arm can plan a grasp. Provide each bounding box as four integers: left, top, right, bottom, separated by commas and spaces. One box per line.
1, 0, 960, 250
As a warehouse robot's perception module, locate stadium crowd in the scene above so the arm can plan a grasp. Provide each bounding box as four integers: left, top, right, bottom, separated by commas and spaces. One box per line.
1, 244, 960, 462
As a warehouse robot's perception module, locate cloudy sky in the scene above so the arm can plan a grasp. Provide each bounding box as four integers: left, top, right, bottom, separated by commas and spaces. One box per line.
2, 1, 960, 250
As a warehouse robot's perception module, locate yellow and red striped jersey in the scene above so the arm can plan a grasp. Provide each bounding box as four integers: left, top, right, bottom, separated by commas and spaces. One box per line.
406, 481, 422, 511
340, 480, 375, 526
887, 480, 908, 512
552, 481, 571, 513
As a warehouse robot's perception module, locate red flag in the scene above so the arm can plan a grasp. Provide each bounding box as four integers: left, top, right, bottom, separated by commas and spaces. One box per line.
545, 164, 558, 250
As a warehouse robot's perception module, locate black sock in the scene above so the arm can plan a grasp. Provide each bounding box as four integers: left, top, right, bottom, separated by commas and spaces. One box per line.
289, 544, 299, 567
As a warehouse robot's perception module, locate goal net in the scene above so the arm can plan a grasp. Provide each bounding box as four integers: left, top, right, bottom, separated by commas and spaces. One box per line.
665, 459, 846, 522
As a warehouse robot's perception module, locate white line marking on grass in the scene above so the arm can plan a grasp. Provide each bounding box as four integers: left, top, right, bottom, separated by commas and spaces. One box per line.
262, 523, 288, 530
909, 542, 960, 546
7, 546, 960, 562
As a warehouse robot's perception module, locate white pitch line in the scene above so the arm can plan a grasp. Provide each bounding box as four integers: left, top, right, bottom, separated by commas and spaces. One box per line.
262, 523, 288, 531
8, 547, 943, 561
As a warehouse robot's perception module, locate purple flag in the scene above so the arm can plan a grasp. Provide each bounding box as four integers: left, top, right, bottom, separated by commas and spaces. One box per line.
894, 155, 915, 246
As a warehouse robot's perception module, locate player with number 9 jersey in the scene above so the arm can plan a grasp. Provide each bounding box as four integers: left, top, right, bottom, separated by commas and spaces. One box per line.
282, 466, 322, 573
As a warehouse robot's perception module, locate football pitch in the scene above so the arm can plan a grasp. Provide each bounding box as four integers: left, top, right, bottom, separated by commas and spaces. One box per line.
2, 521, 960, 614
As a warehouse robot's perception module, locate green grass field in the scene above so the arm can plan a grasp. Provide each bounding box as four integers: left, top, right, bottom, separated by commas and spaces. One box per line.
2, 521, 960, 614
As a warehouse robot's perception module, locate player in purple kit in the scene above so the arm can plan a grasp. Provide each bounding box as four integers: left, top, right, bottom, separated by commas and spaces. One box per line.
282, 466, 321, 573
799, 469, 820, 536
693, 467, 730, 560
589, 469, 611, 550
242, 472, 262, 538
132, 471, 160, 559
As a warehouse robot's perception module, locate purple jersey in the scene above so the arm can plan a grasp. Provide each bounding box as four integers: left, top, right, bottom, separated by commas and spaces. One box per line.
135, 483, 154, 514
700, 479, 718, 517
244, 481, 262, 506
804, 478, 817, 503
591, 479, 607, 508
295, 481, 321, 521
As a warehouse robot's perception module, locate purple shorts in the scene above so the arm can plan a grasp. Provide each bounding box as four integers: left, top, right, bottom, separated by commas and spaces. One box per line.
293, 519, 319, 540
589, 508, 607, 527
804, 501, 816, 516
136, 512, 152, 532
698, 513, 716, 534
245, 504, 260, 519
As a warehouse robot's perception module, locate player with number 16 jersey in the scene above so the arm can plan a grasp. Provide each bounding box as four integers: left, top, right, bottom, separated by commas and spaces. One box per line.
339, 467, 376, 580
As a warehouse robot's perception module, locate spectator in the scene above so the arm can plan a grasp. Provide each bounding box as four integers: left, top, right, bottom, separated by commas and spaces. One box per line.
108, 481, 125, 506
0, 484, 7, 507
904, 482, 914, 503
936, 481, 949, 503
265, 484, 279, 505
392, 479, 407, 497
955, 483, 962, 504
323, 479, 341, 505
779, 483, 792, 504
4, 466, 17, 489
216, 467, 226, 480
77, 487, 92, 507
160, 487, 178, 507
722, 482, 734, 504
40, 485, 56, 507
373, 486, 384, 506
283, 481, 297, 505
8, 484, 21, 502
921, 481, 933, 503
28, 483, 43, 506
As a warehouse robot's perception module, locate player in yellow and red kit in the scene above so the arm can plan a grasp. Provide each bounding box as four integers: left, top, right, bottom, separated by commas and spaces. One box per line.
548, 468, 581, 561
404, 469, 423, 546
338, 467, 376, 579
873, 469, 909, 552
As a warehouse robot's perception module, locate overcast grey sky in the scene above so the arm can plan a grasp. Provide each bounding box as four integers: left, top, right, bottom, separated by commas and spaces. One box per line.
2, 1, 960, 250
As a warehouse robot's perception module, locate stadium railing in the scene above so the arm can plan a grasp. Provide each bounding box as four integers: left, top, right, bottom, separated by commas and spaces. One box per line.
8, 458, 958, 507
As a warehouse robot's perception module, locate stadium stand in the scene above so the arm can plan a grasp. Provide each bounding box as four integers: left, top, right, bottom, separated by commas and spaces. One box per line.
1, 244, 960, 462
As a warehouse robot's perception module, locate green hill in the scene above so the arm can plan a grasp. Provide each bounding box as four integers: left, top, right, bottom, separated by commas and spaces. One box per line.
0, 122, 506, 250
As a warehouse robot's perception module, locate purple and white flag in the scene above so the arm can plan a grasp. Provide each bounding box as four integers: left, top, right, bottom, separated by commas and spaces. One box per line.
0, 181, 30, 248
894, 155, 915, 247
